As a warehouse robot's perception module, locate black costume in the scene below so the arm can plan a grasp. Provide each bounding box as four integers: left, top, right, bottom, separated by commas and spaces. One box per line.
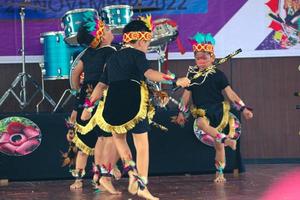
73, 46, 116, 155
187, 66, 241, 146
87, 46, 153, 135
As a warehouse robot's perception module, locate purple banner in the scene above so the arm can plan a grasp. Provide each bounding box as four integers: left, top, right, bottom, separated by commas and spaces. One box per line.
0, 0, 247, 56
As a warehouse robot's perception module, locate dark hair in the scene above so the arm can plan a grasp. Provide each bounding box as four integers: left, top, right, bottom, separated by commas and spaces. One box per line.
123, 20, 151, 34
77, 24, 95, 47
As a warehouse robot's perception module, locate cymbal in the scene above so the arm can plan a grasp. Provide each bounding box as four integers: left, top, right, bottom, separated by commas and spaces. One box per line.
132, 7, 160, 12
0, 1, 47, 10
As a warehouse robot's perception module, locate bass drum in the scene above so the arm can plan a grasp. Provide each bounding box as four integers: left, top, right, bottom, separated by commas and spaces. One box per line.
40, 31, 83, 80
69, 48, 88, 89
193, 112, 241, 147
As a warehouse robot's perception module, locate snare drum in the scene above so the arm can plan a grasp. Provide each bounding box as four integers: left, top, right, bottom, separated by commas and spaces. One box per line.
62, 8, 99, 45
101, 5, 133, 34
150, 18, 178, 47
193, 112, 241, 147
40, 31, 83, 80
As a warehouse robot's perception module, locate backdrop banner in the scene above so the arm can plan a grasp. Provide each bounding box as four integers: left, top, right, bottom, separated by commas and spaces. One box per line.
0, 0, 299, 62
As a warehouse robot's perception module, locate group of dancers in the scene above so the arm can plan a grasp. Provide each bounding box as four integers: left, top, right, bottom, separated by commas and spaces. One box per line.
63, 13, 253, 200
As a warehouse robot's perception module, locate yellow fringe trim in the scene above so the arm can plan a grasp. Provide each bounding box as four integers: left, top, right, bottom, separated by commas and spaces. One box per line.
75, 99, 105, 135
72, 133, 94, 156
227, 114, 235, 139
147, 103, 156, 123
78, 81, 149, 135
216, 101, 230, 132
191, 101, 230, 132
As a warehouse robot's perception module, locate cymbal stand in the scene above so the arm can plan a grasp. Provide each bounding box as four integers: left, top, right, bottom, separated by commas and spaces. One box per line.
152, 43, 168, 89
0, 5, 56, 110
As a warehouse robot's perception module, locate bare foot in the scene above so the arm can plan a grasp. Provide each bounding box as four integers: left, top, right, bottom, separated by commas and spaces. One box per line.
113, 167, 122, 181
92, 174, 100, 190
70, 179, 83, 190
99, 177, 121, 195
214, 172, 226, 183
137, 187, 159, 200
97, 184, 107, 192
128, 172, 138, 195
225, 138, 237, 150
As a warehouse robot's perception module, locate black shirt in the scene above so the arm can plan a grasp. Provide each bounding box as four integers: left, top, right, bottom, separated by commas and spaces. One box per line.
80, 46, 116, 83
186, 67, 229, 107
104, 47, 150, 84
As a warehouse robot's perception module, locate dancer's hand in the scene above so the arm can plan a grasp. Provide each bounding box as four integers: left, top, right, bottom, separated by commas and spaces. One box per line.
176, 77, 190, 88
242, 108, 253, 120
66, 130, 74, 142
175, 112, 187, 127
81, 108, 92, 121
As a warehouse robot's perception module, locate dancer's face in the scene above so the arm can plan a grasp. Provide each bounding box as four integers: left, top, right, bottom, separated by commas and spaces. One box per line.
195, 51, 214, 68
101, 26, 114, 45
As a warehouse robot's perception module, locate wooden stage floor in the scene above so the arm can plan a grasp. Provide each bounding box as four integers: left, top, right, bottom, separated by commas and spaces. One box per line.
0, 164, 299, 200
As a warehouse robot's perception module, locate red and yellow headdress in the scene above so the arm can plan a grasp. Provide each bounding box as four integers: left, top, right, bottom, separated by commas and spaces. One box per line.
82, 13, 105, 48
122, 15, 153, 43
189, 32, 215, 54
89, 20, 105, 48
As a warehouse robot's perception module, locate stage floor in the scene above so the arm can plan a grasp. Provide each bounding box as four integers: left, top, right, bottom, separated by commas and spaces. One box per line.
0, 164, 299, 200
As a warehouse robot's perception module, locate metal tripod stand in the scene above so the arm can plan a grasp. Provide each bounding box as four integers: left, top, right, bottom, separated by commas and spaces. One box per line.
149, 43, 168, 89
0, 5, 56, 110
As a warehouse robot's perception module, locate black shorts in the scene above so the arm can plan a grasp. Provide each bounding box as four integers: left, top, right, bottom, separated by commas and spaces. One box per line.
128, 118, 150, 134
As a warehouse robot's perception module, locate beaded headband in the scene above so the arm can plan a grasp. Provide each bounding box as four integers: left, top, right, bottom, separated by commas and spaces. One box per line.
189, 32, 215, 54
122, 15, 153, 43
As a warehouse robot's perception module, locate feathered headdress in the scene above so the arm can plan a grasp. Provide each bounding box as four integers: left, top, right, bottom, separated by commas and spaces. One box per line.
189, 32, 215, 54
80, 12, 105, 48
139, 14, 153, 31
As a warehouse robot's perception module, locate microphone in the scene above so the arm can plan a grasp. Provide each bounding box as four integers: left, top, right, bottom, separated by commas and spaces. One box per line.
294, 92, 300, 97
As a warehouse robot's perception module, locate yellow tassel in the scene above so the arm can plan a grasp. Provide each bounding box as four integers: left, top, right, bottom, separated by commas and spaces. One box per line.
190, 106, 206, 118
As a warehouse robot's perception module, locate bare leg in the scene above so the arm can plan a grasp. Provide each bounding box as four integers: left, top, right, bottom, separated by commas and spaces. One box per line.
112, 133, 137, 194
70, 151, 88, 190
196, 118, 236, 150
132, 132, 159, 200
92, 137, 104, 189
69, 110, 77, 123
98, 137, 121, 195
214, 142, 226, 183
103, 137, 121, 179
132, 133, 149, 178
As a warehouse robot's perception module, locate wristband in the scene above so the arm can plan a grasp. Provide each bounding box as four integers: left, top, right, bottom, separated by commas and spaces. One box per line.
83, 98, 94, 108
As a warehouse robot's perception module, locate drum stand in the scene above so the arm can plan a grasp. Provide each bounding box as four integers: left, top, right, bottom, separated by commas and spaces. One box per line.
36, 63, 57, 113
53, 89, 74, 112
0, 6, 56, 110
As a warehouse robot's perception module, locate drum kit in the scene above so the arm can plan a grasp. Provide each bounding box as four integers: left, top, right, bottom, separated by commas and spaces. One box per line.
51, 5, 179, 111
0, 1, 179, 112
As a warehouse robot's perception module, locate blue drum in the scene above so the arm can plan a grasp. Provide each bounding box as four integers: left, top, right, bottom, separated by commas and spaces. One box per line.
40, 31, 83, 80
61, 8, 99, 46
101, 5, 133, 34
